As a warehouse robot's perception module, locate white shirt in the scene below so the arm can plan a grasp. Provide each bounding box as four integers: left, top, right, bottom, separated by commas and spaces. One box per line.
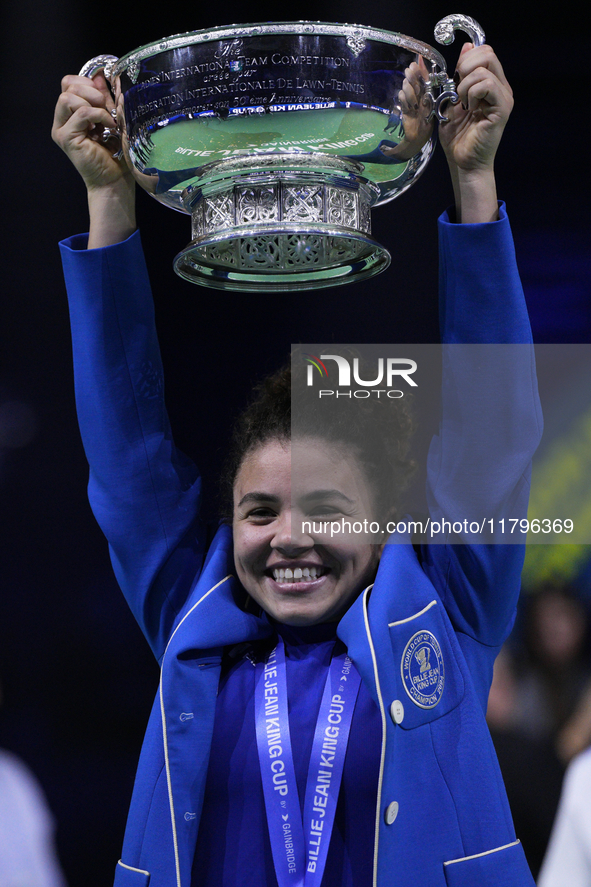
538, 747, 591, 887
0, 749, 67, 887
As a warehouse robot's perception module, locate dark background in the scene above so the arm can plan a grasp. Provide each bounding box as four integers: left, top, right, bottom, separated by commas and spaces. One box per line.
0, 1, 589, 883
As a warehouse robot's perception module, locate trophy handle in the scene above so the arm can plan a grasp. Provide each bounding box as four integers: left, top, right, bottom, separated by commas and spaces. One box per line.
434, 14, 485, 49
426, 14, 486, 123
79, 54, 119, 81
78, 55, 122, 152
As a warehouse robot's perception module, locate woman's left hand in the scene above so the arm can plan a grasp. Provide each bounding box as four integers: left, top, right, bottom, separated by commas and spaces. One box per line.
439, 43, 514, 173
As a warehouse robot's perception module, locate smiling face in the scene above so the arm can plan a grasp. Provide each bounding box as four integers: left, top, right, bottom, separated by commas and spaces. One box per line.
232, 437, 382, 626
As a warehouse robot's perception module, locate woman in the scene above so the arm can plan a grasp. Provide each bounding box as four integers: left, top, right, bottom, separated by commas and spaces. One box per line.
52, 41, 541, 887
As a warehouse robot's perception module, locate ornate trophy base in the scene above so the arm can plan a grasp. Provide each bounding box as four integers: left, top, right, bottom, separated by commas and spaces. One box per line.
174, 155, 390, 291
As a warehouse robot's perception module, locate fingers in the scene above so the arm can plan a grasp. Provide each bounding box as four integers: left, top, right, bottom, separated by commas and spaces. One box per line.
52, 99, 115, 156
89, 71, 116, 111
54, 74, 113, 124
458, 71, 513, 118
61, 74, 114, 109
453, 45, 513, 118
52, 74, 116, 147
456, 68, 514, 118
398, 62, 425, 112
455, 43, 512, 94
53, 91, 113, 134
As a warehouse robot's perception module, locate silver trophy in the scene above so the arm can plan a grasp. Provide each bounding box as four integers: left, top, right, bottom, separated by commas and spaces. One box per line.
81, 15, 484, 291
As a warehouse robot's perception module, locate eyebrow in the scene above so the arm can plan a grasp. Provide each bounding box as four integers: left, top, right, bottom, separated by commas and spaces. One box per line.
236, 489, 356, 509
237, 491, 281, 508
299, 489, 356, 504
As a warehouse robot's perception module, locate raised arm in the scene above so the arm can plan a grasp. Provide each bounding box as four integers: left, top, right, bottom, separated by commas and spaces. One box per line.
421, 46, 542, 663
53, 74, 207, 660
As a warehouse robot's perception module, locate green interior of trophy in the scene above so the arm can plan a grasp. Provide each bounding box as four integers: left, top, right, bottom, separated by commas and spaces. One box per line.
143, 107, 409, 185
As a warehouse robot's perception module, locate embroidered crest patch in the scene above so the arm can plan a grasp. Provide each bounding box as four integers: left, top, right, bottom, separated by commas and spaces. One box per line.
401, 630, 445, 709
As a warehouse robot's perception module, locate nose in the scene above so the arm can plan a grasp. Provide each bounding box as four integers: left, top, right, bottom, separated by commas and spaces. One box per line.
271, 508, 314, 557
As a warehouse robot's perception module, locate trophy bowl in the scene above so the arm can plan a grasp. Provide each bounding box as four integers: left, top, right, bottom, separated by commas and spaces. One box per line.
82, 15, 484, 291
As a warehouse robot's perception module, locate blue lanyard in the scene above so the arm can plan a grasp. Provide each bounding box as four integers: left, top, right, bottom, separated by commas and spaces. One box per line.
255, 635, 362, 887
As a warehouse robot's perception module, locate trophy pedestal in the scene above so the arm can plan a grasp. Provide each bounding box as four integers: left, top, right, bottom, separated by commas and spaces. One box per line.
174, 154, 389, 291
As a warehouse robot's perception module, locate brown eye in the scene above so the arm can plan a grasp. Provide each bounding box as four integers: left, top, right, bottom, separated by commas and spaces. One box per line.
247, 507, 276, 520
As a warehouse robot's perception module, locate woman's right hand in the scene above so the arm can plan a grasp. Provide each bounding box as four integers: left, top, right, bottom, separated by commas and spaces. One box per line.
52, 72, 136, 247
52, 72, 131, 191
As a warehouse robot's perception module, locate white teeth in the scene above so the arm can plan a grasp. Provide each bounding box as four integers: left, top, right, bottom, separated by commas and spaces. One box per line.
272, 566, 324, 583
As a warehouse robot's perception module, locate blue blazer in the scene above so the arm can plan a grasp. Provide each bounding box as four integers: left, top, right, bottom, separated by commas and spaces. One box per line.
59, 206, 542, 887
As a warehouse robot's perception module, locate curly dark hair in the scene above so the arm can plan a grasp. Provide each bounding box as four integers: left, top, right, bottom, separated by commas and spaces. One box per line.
220, 348, 417, 523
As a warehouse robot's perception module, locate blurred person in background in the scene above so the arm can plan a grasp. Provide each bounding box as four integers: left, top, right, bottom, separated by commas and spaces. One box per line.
513, 583, 591, 764
486, 646, 563, 877
537, 745, 591, 887
486, 582, 591, 876
0, 679, 67, 887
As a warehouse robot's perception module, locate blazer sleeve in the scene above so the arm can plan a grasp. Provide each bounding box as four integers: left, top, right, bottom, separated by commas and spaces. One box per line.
419, 204, 543, 647
59, 231, 207, 660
